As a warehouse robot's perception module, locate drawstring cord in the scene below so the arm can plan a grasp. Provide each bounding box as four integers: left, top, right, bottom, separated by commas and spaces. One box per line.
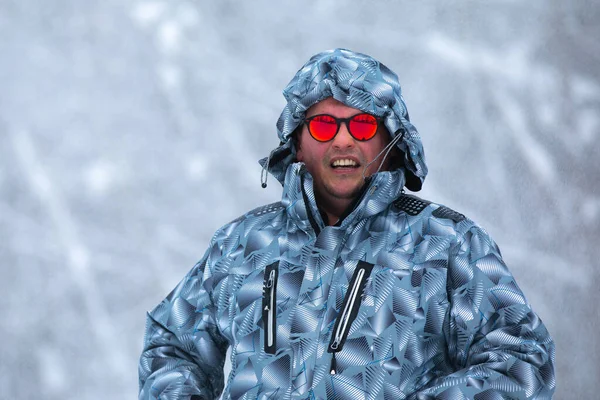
361, 130, 405, 181
261, 147, 277, 188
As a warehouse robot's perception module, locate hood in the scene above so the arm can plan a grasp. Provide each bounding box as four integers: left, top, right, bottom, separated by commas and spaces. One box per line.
259, 48, 427, 192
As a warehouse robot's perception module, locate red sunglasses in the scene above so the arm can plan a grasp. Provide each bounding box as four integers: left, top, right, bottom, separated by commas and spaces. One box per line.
303, 113, 381, 142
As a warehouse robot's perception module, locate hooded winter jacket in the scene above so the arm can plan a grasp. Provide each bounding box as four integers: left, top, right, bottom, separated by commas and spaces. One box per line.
139, 49, 555, 399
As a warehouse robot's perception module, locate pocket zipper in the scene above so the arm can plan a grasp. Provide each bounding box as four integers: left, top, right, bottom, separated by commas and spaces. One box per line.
328, 261, 374, 374
330, 268, 365, 351
262, 262, 279, 354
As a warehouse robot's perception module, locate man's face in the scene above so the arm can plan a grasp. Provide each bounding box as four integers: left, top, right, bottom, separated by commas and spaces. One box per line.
296, 97, 392, 203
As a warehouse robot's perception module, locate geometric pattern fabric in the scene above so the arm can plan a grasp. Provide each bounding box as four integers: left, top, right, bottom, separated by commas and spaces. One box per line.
139, 163, 555, 399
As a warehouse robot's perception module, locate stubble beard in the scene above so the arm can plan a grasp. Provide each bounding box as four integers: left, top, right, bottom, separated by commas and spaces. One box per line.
319, 174, 365, 202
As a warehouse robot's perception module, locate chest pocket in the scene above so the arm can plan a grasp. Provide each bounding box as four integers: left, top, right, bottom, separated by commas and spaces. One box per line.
262, 262, 279, 354
327, 261, 375, 374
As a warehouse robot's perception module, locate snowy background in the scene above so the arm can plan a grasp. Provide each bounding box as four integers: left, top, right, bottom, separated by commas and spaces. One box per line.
1, 1, 598, 399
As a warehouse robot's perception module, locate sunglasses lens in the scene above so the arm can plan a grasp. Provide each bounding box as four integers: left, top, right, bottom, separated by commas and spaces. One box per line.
309, 115, 338, 141
349, 114, 378, 140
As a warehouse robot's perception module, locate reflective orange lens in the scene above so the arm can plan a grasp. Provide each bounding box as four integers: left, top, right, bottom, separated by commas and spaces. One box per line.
308, 115, 338, 141
306, 113, 379, 142
349, 114, 378, 140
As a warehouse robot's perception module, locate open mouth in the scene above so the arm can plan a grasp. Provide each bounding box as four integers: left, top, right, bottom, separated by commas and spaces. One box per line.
331, 158, 360, 169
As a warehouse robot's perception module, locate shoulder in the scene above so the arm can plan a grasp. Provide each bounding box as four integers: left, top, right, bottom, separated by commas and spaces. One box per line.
392, 193, 466, 222
391, 193, 501, 258
225, 201, 286, 228
197, 201, 286, 276
391, 193, 479, 237
210, 201, 286, 247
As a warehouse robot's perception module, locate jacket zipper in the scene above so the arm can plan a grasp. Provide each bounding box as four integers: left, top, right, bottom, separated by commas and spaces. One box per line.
300, 173, 322, 236
262, 262, 279, 354
328, 261, 374, 374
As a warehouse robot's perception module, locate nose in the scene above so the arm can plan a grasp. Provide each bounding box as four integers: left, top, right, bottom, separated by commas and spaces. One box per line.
331, 122, 355, 149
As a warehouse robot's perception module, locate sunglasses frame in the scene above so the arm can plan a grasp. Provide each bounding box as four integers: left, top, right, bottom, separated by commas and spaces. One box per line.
303, 113, 382, 142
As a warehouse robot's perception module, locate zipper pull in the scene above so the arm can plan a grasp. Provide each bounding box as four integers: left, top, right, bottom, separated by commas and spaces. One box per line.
330, 352, 337, 375
266, 269, 275, 288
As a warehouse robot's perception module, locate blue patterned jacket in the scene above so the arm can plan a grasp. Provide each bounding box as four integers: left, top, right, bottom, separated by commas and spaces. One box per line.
139, 48, 554, 399
138, 162, 555, 399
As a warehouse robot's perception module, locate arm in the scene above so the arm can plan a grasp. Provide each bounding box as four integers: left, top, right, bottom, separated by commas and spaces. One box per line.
411, 225, 555, 399
138, 242, 229, 400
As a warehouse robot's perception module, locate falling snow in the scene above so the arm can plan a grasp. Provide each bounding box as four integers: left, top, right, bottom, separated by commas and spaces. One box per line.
1, 1, 598, 399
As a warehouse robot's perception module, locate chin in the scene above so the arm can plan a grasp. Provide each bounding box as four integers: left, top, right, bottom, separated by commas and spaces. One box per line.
327, 182, 365, 200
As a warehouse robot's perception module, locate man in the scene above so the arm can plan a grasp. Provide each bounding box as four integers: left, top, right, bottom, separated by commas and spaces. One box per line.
139, 49, 555, 399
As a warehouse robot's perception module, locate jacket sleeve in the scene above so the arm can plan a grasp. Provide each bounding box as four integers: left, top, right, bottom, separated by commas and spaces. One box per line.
411, 225, 555, 399
138, 238, 229, 400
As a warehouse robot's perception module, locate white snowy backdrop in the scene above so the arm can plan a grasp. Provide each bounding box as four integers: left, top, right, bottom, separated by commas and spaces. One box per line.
1, 1, 598, 399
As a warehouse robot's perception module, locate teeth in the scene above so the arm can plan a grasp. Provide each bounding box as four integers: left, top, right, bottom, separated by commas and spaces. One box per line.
332, 159, 358, 167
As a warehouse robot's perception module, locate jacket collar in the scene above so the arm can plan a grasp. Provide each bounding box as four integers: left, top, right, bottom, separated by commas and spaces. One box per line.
281, 163, 406, 234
